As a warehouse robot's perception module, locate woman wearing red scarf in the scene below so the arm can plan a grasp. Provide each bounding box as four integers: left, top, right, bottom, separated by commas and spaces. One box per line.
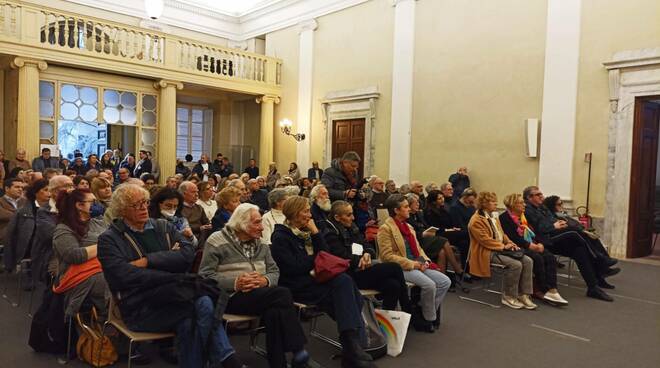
377, 194, 451, 333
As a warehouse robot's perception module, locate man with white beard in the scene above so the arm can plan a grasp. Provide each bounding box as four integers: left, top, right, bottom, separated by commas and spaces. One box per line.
310, 184, 331, 231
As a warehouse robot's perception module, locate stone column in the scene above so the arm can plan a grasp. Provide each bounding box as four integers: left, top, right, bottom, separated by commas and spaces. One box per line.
538, 0, 582, 200
389, 0, 417, 185
296, 19, 318, 172
154, 80, 183, 183
256, 95, 281, 175
11, 57, 47, 160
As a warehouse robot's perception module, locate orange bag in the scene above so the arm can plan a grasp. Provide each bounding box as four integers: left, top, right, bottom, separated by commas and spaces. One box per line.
76, 307, 118, 367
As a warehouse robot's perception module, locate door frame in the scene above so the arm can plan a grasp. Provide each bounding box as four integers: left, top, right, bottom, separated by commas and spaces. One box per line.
321, 87, 379, 176
331, 118, 366, 178
627, 96, 660, 257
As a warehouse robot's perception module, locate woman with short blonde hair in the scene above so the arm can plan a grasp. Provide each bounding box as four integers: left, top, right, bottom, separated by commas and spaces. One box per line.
211, 187, 242, 232
499, 193, 567, 305
468, 191, 536, 310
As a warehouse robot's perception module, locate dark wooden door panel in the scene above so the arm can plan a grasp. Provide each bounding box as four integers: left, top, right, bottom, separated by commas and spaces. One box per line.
332, 118, 366, 178
629, 99, 660, 258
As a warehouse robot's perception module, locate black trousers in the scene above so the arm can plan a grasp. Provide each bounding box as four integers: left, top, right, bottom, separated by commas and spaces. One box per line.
523, 248, 557, 292
547, 231, 602, 288
226, 287, 306, 368
444, 231, 470, 268
351, 262, 412, 313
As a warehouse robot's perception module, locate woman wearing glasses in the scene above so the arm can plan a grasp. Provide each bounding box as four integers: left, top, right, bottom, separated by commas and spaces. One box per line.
52, 188, 109, 318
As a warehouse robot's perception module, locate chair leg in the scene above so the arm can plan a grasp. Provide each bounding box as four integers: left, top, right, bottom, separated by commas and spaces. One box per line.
128, 339, 134, 368
58, 315, 74, 364
97, 321, 109, 367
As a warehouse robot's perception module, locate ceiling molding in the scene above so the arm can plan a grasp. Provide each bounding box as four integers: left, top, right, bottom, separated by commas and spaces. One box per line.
60, 0, 370, 42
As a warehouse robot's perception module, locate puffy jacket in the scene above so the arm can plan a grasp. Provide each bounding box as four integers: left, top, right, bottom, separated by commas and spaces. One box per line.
3, 200, 37, 271
320, 159, 359, 201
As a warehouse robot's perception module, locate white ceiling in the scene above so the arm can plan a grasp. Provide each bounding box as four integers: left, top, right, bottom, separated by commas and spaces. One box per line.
176, 0, 283, 17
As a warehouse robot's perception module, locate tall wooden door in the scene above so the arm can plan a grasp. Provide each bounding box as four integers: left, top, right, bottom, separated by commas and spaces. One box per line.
628, 98, 660, 258
332, 119, 365, 178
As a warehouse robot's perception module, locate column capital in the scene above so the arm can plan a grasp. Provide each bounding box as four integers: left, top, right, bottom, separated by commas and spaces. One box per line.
256, 95, 281, 104
10, 57, 47, 71
298, 19, 318, 34
154, 79, 184, 90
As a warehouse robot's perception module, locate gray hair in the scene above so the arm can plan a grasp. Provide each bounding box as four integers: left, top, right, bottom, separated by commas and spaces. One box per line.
226, 203, 260, 233
108, 183, 150, 220
523, 186, 539, 201
125, 178, 144, 187
247, 178, 258, 185
309, 184, 327, 202
267, 188, 289, 208
227, 179, 245, 188
425, 182, 438, 194
399, 184, 411, 194
284, 185, 300, 196
178, 180, 196, 194
405, 193, 419, 204
48, 175, 71, 192
440, 182, 452, 191
340, 151, 361, 162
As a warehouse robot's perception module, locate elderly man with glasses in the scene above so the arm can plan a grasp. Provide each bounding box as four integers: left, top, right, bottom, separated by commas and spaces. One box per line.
523, 186, 618, 302
98, 183, 247, 368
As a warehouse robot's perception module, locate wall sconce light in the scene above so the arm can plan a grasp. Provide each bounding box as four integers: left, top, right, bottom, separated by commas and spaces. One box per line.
279, 119, 306, 142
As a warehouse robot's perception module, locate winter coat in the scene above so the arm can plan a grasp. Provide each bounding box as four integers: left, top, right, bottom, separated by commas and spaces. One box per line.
270, 224, 332, 304
377, 217, 431, 271
33, 202, 58, 283
322, 218, 375, 271
320, 159, 359, 201
97, 218, 195, 322
199, 226, 279, 293
467, 210, 511, 278
134, 158, 152, 178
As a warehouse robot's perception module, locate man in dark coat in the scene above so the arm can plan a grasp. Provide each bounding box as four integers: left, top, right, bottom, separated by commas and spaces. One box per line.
243, 158, 259, 179
307, 161, 323, 181
0, 178, 26, 247
31, 147, 60, 173
133, 150, 152, 178
320, 151, 361, 202
247, 179, 269, 213
448, 166, 470, 199
98, 183, 246, 368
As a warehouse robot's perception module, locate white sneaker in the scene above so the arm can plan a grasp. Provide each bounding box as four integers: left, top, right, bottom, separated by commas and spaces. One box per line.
518, 295, 538, 310
501, 296, 524, 309
543, 291, 568, 305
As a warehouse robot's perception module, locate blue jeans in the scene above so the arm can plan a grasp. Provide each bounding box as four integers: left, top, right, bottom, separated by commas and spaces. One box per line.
404, 269, 451, 321
177, 296, 235, 367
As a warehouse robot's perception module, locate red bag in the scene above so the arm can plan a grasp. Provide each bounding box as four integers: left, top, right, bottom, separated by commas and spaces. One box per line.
313, 251, 350, 283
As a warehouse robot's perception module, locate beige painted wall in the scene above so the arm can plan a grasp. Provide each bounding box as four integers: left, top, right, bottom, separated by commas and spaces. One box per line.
266, 26, 299, 173
309, 0, 394, 177
574, 0, 660, 217
265, 0, 394, 176
412, 0, 547, 198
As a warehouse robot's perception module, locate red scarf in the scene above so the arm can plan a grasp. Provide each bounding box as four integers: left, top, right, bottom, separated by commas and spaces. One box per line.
394, 218, 438, 270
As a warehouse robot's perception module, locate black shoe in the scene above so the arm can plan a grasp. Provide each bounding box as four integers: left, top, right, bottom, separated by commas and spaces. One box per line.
587, 287, 613, 302
603, 267, 621, 278
604, 258, 618, 268
598, 279, 615, 289
339, 330, 375, 368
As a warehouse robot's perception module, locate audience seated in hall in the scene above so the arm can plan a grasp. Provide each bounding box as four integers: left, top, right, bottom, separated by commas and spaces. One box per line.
448, 187, 477, 265
307, 161, 323, 181
91, 178, 113, 214
98, 184, 246, 368
439, 182, 455, 208
243, 158, 259, 179
409, 181, 426, 210
425, 190, 470, 273
134, 149, 153, 178
266, 162, 281, 190
468, 191, 537, 310
199, 203, 312, 368
270, 195, 377, 368
1, 178, 28, 271
196, 181, 218, 220
288, 162, 301, 183
368, 176, 389, 212
378, 194, 451, 333
385, 179, 398, 195
31, 147, 60, 173
8, 148, 31, 172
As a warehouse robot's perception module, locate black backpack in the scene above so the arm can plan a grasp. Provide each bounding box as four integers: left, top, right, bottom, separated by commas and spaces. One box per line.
361, 298, 388, 359
28, 287, 77, 356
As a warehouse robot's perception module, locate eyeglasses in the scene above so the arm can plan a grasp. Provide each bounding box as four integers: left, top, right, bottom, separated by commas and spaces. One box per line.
531, 192, 544, 197
129, 199, 150, 209
161, 203, 178, 210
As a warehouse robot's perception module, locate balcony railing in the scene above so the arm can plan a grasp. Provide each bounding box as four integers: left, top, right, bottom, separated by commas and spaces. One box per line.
0, 0, 282, 91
